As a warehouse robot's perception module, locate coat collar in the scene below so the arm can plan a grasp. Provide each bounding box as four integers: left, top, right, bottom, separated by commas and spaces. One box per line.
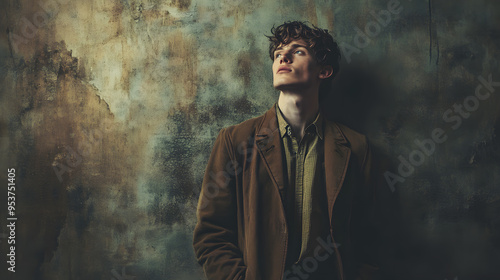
255, 104, 352, 223
275, 103, 324, 140
255, 104, 285, 191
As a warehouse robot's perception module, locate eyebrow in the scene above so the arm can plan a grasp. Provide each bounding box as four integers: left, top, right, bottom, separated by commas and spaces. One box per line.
274, 43, 309, 53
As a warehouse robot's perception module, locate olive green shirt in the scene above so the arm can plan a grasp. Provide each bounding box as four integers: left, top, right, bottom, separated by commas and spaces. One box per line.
276, 103, 331, 268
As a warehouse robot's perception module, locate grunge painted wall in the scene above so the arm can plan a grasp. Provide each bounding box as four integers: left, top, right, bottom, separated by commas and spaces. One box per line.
0, 0, 499, 279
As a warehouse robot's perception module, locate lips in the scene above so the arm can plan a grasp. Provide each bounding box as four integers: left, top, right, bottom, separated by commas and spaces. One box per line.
277, 66, 292, 73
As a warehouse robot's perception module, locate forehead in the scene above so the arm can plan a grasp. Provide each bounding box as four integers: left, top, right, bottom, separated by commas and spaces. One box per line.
275, 39, 310, 52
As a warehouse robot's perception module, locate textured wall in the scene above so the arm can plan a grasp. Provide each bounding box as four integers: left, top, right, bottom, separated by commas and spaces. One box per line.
0, 0, 499, 279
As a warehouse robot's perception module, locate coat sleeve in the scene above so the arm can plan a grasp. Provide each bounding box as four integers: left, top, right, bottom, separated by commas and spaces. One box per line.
352, 137, 381, 280
193, 128, 247, 280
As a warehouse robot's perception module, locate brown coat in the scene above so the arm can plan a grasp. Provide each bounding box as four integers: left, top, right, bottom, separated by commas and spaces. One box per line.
193, 105, 379, 280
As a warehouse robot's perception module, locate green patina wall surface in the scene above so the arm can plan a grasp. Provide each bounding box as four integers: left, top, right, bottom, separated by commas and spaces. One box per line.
0, 0, 499, 279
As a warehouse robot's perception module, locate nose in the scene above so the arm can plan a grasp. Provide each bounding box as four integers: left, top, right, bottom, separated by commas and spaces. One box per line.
280, 52, 291, 64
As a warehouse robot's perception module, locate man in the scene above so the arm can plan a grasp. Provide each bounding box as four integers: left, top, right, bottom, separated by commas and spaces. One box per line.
193, 21, 378, 280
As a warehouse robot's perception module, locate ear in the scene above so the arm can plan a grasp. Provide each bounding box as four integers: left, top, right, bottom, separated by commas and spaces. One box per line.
318, 65, 333, 80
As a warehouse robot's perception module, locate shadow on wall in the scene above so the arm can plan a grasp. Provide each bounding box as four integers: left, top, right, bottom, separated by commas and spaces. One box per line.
321, 58, 500, 279
322, 63, 382, 133
321, 61, 405, 280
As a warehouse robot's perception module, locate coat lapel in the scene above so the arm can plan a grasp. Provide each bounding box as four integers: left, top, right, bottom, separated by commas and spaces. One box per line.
255, 105, 352, 224
324, 121, 351, 224
255, 105, 285, 193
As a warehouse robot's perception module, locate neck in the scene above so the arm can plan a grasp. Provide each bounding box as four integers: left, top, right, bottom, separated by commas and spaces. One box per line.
277, 89, 319, 140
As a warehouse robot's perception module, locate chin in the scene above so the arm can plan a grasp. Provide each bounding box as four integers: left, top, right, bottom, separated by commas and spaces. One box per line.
273, 83, 288, 91
274, 81, 300, 91
274, 79, 293, 90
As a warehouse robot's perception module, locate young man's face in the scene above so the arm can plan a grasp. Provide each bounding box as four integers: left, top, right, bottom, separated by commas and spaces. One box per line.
272, 39, 324, 92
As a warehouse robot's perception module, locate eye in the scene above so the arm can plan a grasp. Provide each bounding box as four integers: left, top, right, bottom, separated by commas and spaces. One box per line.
295, 50, 304, 55
275, 53, 282, 59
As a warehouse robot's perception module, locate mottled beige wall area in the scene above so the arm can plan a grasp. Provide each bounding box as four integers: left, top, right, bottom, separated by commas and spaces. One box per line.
1, 0, 500, 279
0, 1, 301, 279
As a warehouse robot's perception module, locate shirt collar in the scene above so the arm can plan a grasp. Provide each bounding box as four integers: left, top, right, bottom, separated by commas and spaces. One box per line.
275, 103, 324, 140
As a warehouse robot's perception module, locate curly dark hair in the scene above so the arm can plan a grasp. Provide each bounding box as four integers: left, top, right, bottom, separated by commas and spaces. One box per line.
267, 21, 341, 97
